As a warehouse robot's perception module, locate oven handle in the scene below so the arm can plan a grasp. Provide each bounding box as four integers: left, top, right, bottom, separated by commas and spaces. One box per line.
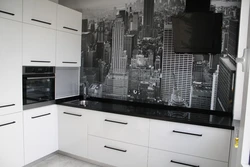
26, 76, 55, 80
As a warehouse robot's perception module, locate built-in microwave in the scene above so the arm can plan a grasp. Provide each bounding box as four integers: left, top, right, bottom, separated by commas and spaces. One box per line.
23, 67, 55, 109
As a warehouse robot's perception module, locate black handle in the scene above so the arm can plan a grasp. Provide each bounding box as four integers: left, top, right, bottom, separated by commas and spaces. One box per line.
31, 19, 51, 25
62, 61, 77, 64
63, 112, 82, 117
171, 160, 199, 167
173, 130, 202, 137
32, 113, 51, 119
0, 10, 15, 16
31, 60, 51, 63
105, 119, 128, 125
0, 104, 15, 109
63, 26, 78, 32
0, 121, 16, 127
104, 146, 127, 152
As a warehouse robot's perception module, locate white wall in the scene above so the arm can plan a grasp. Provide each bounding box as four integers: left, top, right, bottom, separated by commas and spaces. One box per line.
55, 67, 80, 99
49, 0, 59, 3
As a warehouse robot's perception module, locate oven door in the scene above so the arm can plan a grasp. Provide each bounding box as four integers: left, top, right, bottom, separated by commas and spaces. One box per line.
23, 75, 55, 105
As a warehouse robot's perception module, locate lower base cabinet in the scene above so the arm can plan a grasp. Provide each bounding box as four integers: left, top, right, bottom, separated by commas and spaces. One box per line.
24, 105, 58, 165
58, 106, 87, 158
148, 148, 228, 167
0, 112, 24, 167
88, 135, 148, 167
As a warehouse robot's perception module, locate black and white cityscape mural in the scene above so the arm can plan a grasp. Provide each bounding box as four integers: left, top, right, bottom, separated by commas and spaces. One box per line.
59, 0, 241, 112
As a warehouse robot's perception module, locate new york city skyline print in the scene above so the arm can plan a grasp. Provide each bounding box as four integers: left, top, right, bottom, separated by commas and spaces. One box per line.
59, 0, 241, 112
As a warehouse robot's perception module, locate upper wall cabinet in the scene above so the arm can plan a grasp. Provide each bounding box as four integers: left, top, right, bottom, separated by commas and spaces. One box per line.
23, 23, 56, 66
57, 5, 82, 35
0, 0, 22, 22
0, 18, 22, 116
23, 0, 57, 29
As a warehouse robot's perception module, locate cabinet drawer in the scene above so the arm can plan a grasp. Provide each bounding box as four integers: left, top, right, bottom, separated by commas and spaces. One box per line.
148, 148, 228, 167
23, 23, 56, 66
23, 0, 57, 29
57, 5, 82, 35
88, 135, 148, 167
0, 0, 22, 21
56, 31, 81, 67
149, 120, 231, 162
24, 105, 58, 165
88, 111, 149, 146
58, 106, 87, 158
0, 112, 24, 167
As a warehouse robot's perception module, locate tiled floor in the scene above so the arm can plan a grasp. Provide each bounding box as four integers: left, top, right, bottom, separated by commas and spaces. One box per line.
30, 154, 101, 167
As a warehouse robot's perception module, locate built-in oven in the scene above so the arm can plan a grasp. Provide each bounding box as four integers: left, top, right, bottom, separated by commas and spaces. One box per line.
23, 67, 55, 109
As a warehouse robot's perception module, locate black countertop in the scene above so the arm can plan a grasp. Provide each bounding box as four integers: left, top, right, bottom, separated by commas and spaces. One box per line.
56, 96, 234, 130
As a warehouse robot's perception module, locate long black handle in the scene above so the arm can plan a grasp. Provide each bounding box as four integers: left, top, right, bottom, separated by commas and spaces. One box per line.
173, 130, 202, 137
63, 112, 82, 117
31, 60, 51, 63
63, 26, 78, 32
62, 61, 77, 64
0, 121, 16, 127
0, 104, 15, 109
0, 10, 15, 16
171, 160, 199, 167
31, 19, 51, 25
32, 113, 51, 119
104, 146, 127, 152
105, 119, 128, 125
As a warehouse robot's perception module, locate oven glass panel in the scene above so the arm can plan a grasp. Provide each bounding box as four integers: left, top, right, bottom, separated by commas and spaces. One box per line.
23, 77, 55, 105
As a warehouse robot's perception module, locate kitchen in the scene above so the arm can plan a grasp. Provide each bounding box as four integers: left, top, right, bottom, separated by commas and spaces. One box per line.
0, 0, 250, 167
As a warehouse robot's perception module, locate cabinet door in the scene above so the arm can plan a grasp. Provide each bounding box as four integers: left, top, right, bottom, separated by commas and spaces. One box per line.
88, 135, 148, 167
0, 0, 22, 21
58, 106, 87, 158
23, 0, 57, 29
57, 5, 82, 35
24, 105, 58, 165
0, 18, 22, 116
0, 112, 24, 167
148, 148, 228, 167
23, 23, 56, 66
56, 31, 81, 67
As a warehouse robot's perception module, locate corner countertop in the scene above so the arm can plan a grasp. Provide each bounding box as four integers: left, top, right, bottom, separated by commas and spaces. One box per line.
56, 96, 234, 130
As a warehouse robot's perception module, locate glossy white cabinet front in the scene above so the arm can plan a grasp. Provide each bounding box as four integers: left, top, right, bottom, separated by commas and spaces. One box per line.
58, 106, 87, 158
24, 105, 58, 165
23, 0, 57, 29
149, 120, 231, 162
23, 23, 56, 66
56, 31, 81, 67
0, 112, 24, 167
148, 148, 228, 167
88, 110, 150, 146
88, 135, 148, 167
0, 18, 22, 116
0, 0, 22, 21
57, 5, 82, 35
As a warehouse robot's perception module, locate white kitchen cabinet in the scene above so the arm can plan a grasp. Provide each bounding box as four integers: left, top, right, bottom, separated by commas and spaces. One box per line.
149, 120, 231, 162
23, 23, 56, 66
57, 5, 82, 35
56, 31, 81, 67
0, 112, 24, 167
0, 18, 22, 116
23, 0, 57, 29
88, 135, 148, 167
58, 106, 87, 158
88, 111, 150, 147
24, 105, 58, 165
0, 0, 22, 22
148, 148, 228, 167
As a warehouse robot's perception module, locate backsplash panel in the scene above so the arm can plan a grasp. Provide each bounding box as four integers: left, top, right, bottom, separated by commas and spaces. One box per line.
59, 0, 241, 112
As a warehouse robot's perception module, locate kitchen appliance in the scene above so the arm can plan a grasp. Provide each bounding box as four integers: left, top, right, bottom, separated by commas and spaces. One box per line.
23, 67, 55, 109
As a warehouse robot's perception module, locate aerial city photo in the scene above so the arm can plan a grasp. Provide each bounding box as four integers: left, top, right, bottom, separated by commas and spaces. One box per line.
59, 0, 241, 112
